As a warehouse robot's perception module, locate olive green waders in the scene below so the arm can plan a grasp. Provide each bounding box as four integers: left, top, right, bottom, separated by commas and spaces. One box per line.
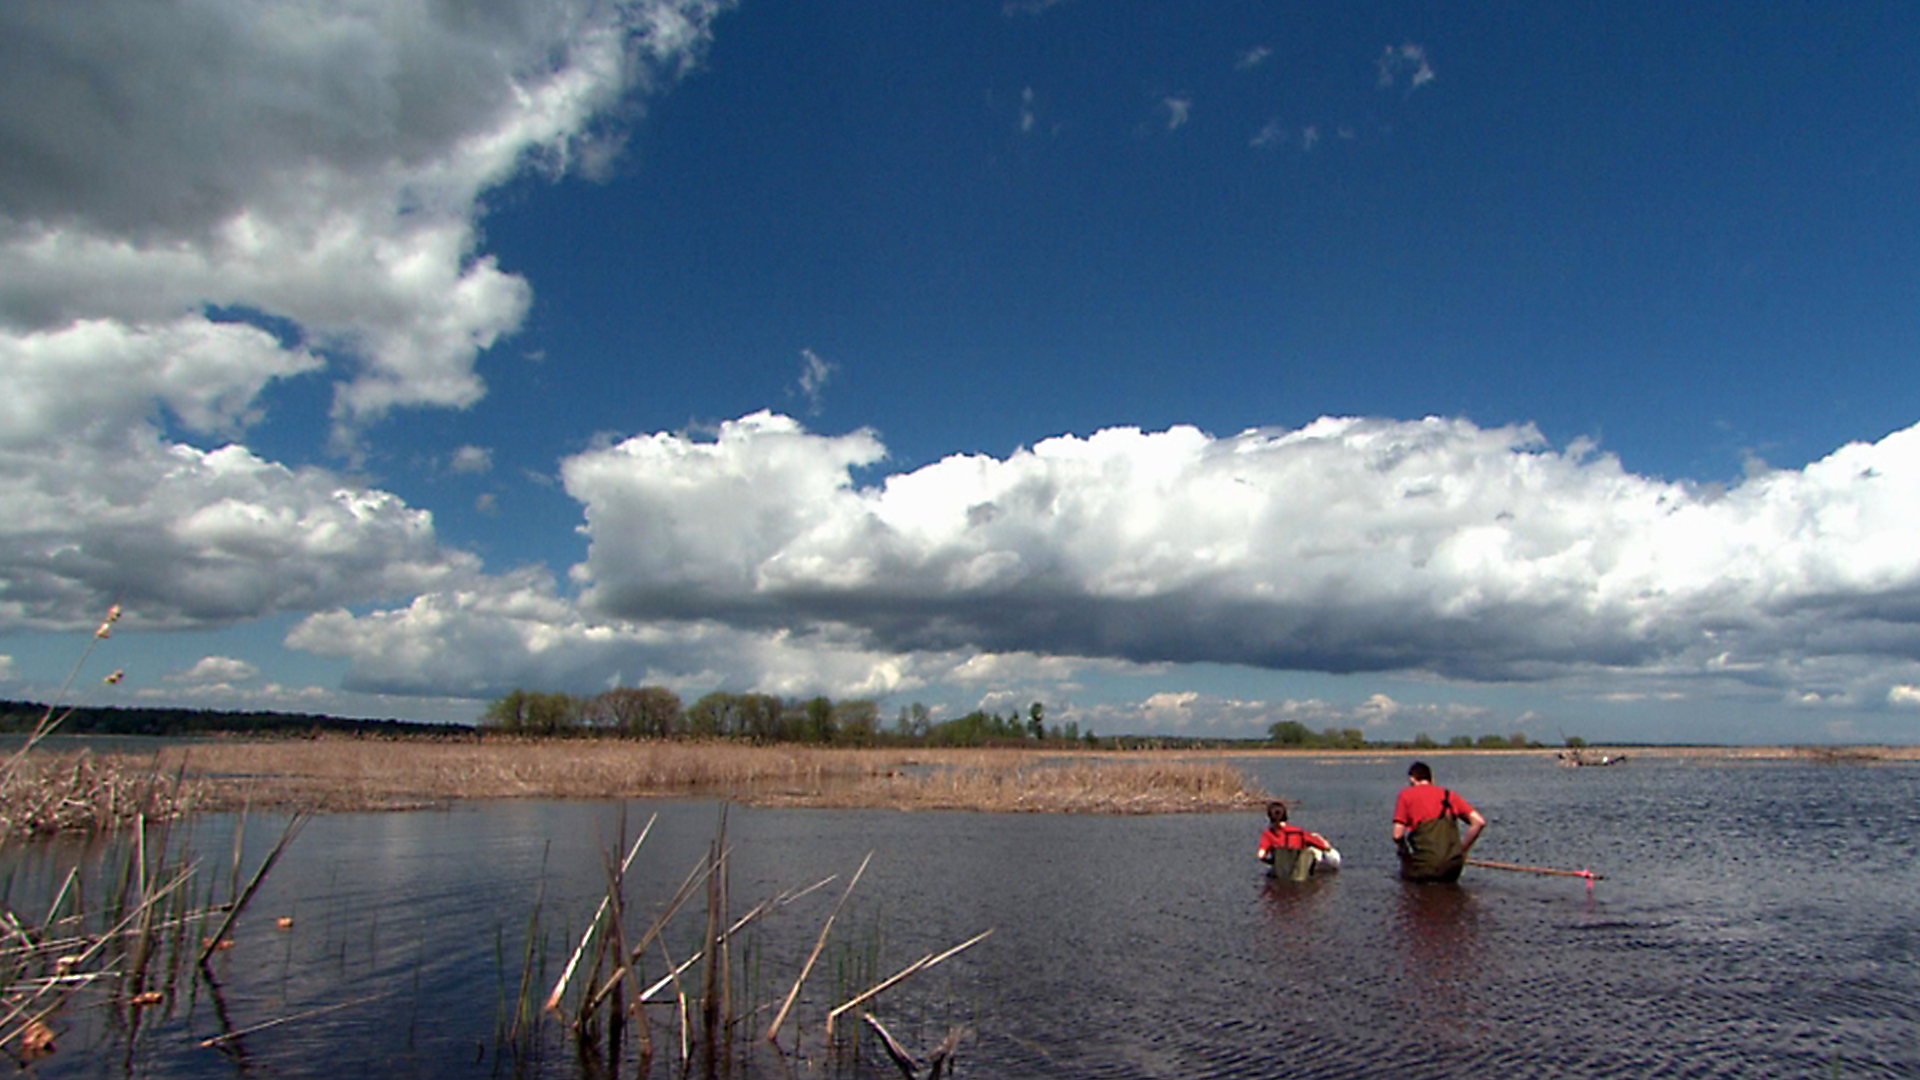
1398, 816, 1465, 882
1267, 846, 1316, 882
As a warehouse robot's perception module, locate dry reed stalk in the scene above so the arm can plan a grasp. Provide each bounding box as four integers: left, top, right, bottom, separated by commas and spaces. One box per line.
634, 875, 836, 1004
2, 605, 122, 773
197, 992, 391, 1048
579, 849, 720, 1018
607, 873, 654, 1075
824, 929, 992, 1037
648, 929, 697, 1072
545, 815, 654, 1013
591, 839, 650, 1070
0, 860, 197, 1051
766, 850, 871, 1045
697, 826, 725, 1076
863, 1013, 919, 1080
197, 812, 308, 964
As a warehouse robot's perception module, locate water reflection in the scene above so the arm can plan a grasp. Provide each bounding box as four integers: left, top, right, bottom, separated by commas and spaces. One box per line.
1393, 882, 1484, 977
1258, 874, 1335, 925
1391, 881, 1488, 1042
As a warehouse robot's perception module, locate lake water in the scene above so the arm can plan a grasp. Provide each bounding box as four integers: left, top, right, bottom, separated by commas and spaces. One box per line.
5, 753, 1917, 1078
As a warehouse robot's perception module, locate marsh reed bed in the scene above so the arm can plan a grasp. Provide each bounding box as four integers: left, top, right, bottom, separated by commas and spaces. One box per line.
0, 751, 207, 840
22, 739, 1273, 816
771, 754, 1265, 813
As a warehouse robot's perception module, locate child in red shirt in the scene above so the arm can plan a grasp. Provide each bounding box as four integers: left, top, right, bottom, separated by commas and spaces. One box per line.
1257, 800, 1334, 881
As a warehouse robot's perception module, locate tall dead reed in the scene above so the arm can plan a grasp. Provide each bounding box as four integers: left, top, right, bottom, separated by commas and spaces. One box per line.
0, 812, 307, 1063
533, 809, 990, 1079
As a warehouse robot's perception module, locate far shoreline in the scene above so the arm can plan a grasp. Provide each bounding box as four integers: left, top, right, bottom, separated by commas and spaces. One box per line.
6, 738, 1914, 839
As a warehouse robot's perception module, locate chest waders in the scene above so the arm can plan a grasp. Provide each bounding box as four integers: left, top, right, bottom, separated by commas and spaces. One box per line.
1267, 846, 1316, 881
1399, 790, 1466, 882
1265, 825, 1318, 882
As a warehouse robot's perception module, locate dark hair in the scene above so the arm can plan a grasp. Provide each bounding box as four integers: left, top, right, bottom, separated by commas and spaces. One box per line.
1265, 800, 1289, 824
1407, 761, 1433, 783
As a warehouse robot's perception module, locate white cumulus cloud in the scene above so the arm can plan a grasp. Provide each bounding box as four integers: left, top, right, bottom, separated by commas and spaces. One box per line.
286, 566, 947, 701
0, 431, 479, 630
269, 411, 1920, 729
169, 656, 262, 685
0, 0, 728, 433
1068, 691, 1496, 739
0, 0, 728, 632
556, 412, 1920, 695
449, 445, 494, 475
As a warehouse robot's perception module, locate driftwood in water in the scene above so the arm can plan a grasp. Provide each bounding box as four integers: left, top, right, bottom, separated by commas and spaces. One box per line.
863, 1014, 967, 1080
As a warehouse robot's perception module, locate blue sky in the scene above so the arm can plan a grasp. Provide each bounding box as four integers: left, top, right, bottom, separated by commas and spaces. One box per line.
4, 0, 1920, 744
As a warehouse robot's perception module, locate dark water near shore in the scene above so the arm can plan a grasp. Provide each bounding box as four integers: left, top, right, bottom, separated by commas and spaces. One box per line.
6, 754, 1918, 1078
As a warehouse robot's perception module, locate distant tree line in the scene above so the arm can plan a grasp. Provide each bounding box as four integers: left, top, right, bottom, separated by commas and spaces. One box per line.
1266, 721, 1371, 749
0, 696, 1563, 751
1266, 719, 1546, 751
0, 700, 471, 739
480, 688, 1099, 748
1410, 731, 1544, 750
487, 689, 1567, 750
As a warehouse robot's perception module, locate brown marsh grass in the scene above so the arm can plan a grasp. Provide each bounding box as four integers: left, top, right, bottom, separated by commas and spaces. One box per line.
10, 738, 1915, 835
0, 751, 207, 840
763, 754, 1266, 813
69, 739, 1274, 816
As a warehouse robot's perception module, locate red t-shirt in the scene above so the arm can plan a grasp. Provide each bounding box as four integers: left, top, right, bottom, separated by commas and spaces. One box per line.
1392, 784, 1475, 827
1259, 823, 1328, 853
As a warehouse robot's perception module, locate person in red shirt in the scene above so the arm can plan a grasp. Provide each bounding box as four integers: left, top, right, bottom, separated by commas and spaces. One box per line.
1257, 800, 1333, 881
1391, 761, 1487, 882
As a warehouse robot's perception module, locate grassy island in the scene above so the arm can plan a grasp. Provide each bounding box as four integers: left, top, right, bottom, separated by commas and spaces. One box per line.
2, 739, 1270, 837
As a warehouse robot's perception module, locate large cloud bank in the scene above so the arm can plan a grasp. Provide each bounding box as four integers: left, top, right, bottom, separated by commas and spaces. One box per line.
0, 0, 726, 631
539, 411, 1920, 701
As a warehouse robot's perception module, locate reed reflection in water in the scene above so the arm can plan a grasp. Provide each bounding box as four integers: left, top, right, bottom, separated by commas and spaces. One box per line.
4, 754, 1917, 1079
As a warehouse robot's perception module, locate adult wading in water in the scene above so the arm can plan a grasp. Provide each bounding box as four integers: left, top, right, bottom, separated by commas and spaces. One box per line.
1391, 761, 1487, 882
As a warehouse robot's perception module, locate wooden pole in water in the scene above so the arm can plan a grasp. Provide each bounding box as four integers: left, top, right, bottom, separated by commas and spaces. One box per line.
1466, 859, 1603, 880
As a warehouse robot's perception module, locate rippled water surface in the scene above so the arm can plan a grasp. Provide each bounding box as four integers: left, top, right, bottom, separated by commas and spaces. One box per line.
7, 754, 1918, 1078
